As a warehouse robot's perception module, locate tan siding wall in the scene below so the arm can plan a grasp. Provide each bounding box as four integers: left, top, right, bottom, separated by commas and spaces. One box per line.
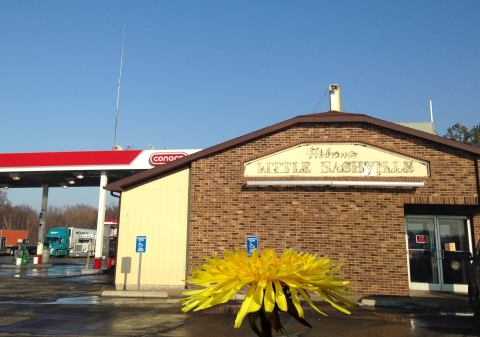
115, 168, 190, 290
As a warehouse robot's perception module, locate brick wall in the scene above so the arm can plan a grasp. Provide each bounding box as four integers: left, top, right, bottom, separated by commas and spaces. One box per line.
187, 122, 480, 296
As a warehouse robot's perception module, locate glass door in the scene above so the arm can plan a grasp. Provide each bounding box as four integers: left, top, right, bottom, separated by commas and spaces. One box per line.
406, 217, 440, 291
405, 216, 472, 292
438, 217, 471, 292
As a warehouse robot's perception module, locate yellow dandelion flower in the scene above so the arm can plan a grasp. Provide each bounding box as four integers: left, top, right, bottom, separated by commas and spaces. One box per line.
181, 248, 351, 333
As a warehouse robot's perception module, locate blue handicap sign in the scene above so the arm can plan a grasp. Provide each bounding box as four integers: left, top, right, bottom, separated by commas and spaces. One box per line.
246, 236, 258, 255
136, 236, 147, 253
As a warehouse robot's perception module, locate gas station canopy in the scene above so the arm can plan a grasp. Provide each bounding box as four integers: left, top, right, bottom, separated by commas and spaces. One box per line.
0, 149, 201, 188
0, 148, 201, 268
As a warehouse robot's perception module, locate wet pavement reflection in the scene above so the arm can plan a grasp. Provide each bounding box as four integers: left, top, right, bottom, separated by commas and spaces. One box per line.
0, 256, 479, 336
0, 256, 96, 278
0, 299, 478, 336
177, 309, 480, 337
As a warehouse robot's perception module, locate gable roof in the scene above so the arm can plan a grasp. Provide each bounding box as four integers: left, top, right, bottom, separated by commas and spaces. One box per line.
105, 111, 480, 192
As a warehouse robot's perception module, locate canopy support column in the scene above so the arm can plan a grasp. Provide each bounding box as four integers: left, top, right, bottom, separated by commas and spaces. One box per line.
36, 185, 49, 261
94, 171, 108, 269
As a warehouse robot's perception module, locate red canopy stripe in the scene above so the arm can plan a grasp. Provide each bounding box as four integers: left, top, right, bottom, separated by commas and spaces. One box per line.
0, 150, 142, 168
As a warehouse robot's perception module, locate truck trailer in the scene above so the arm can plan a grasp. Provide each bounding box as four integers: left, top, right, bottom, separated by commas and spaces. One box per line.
0, 229, 29, 255
46, 227, 96, 257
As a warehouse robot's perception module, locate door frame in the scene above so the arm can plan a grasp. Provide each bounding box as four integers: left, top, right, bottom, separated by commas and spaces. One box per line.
405, 215, 473, 293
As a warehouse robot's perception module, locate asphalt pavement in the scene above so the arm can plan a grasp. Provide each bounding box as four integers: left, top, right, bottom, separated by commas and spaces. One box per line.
0, 256, 479, 336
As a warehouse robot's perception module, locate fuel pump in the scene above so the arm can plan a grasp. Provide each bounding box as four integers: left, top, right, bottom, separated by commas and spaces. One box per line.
15, 240, 30, 265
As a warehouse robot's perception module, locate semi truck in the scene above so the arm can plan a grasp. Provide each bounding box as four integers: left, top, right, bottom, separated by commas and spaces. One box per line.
0, 229, 29, 255
46, 227, 96, 257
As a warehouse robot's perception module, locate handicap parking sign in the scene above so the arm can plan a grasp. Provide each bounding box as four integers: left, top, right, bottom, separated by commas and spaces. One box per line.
246, 236, 258, 255
136, 236, 146, 253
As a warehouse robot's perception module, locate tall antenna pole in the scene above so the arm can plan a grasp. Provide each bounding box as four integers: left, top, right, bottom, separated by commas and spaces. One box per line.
113, 26, 125, 149
429, 99, 434, 124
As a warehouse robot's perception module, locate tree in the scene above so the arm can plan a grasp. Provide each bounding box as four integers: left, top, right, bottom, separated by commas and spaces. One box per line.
0, 191, 14, 230
106, 205, 119, 220
0, 190, 8, 206
470, 123, 480, 147
444, 123, 479, 147
0, 192, 118, 244
445, 123, 471, 143
64, 204, 97, 229
0, 192, 39, 243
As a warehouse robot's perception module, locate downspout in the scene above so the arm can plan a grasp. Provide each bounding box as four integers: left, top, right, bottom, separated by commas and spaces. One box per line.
185, 166, 193, 289
110, 190, 122, 290
472, 156, 480, 247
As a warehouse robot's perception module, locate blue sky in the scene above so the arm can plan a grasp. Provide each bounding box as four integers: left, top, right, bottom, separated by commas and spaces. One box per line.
1, 1, 479, 209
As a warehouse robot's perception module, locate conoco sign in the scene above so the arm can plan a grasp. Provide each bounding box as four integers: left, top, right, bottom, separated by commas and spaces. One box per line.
149, 152, 187, 166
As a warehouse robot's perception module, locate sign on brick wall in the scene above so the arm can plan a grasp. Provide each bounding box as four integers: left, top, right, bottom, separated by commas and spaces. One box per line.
246, 236, 258, 255
244, 143, 429, 178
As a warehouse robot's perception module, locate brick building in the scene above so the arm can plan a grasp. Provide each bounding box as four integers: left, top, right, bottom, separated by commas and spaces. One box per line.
106, 111, 480, 296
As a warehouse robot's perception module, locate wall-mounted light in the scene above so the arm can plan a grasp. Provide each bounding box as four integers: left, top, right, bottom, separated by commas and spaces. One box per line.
9, 173, 21, 181
62, 185, 68, 189
68, 179, 76, 185
75, 173, 84, 179
2, 185, 9, 190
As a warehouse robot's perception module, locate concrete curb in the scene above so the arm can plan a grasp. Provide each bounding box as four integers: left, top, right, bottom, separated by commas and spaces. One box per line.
360, 298, 415, 308
102, 290, 168, 298
101, 288, 470, 313
359, 296, 471, 312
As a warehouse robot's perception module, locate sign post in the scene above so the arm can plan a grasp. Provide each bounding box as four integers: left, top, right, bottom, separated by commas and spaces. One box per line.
246, 236, 258, 255
135, 236, 146, 290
